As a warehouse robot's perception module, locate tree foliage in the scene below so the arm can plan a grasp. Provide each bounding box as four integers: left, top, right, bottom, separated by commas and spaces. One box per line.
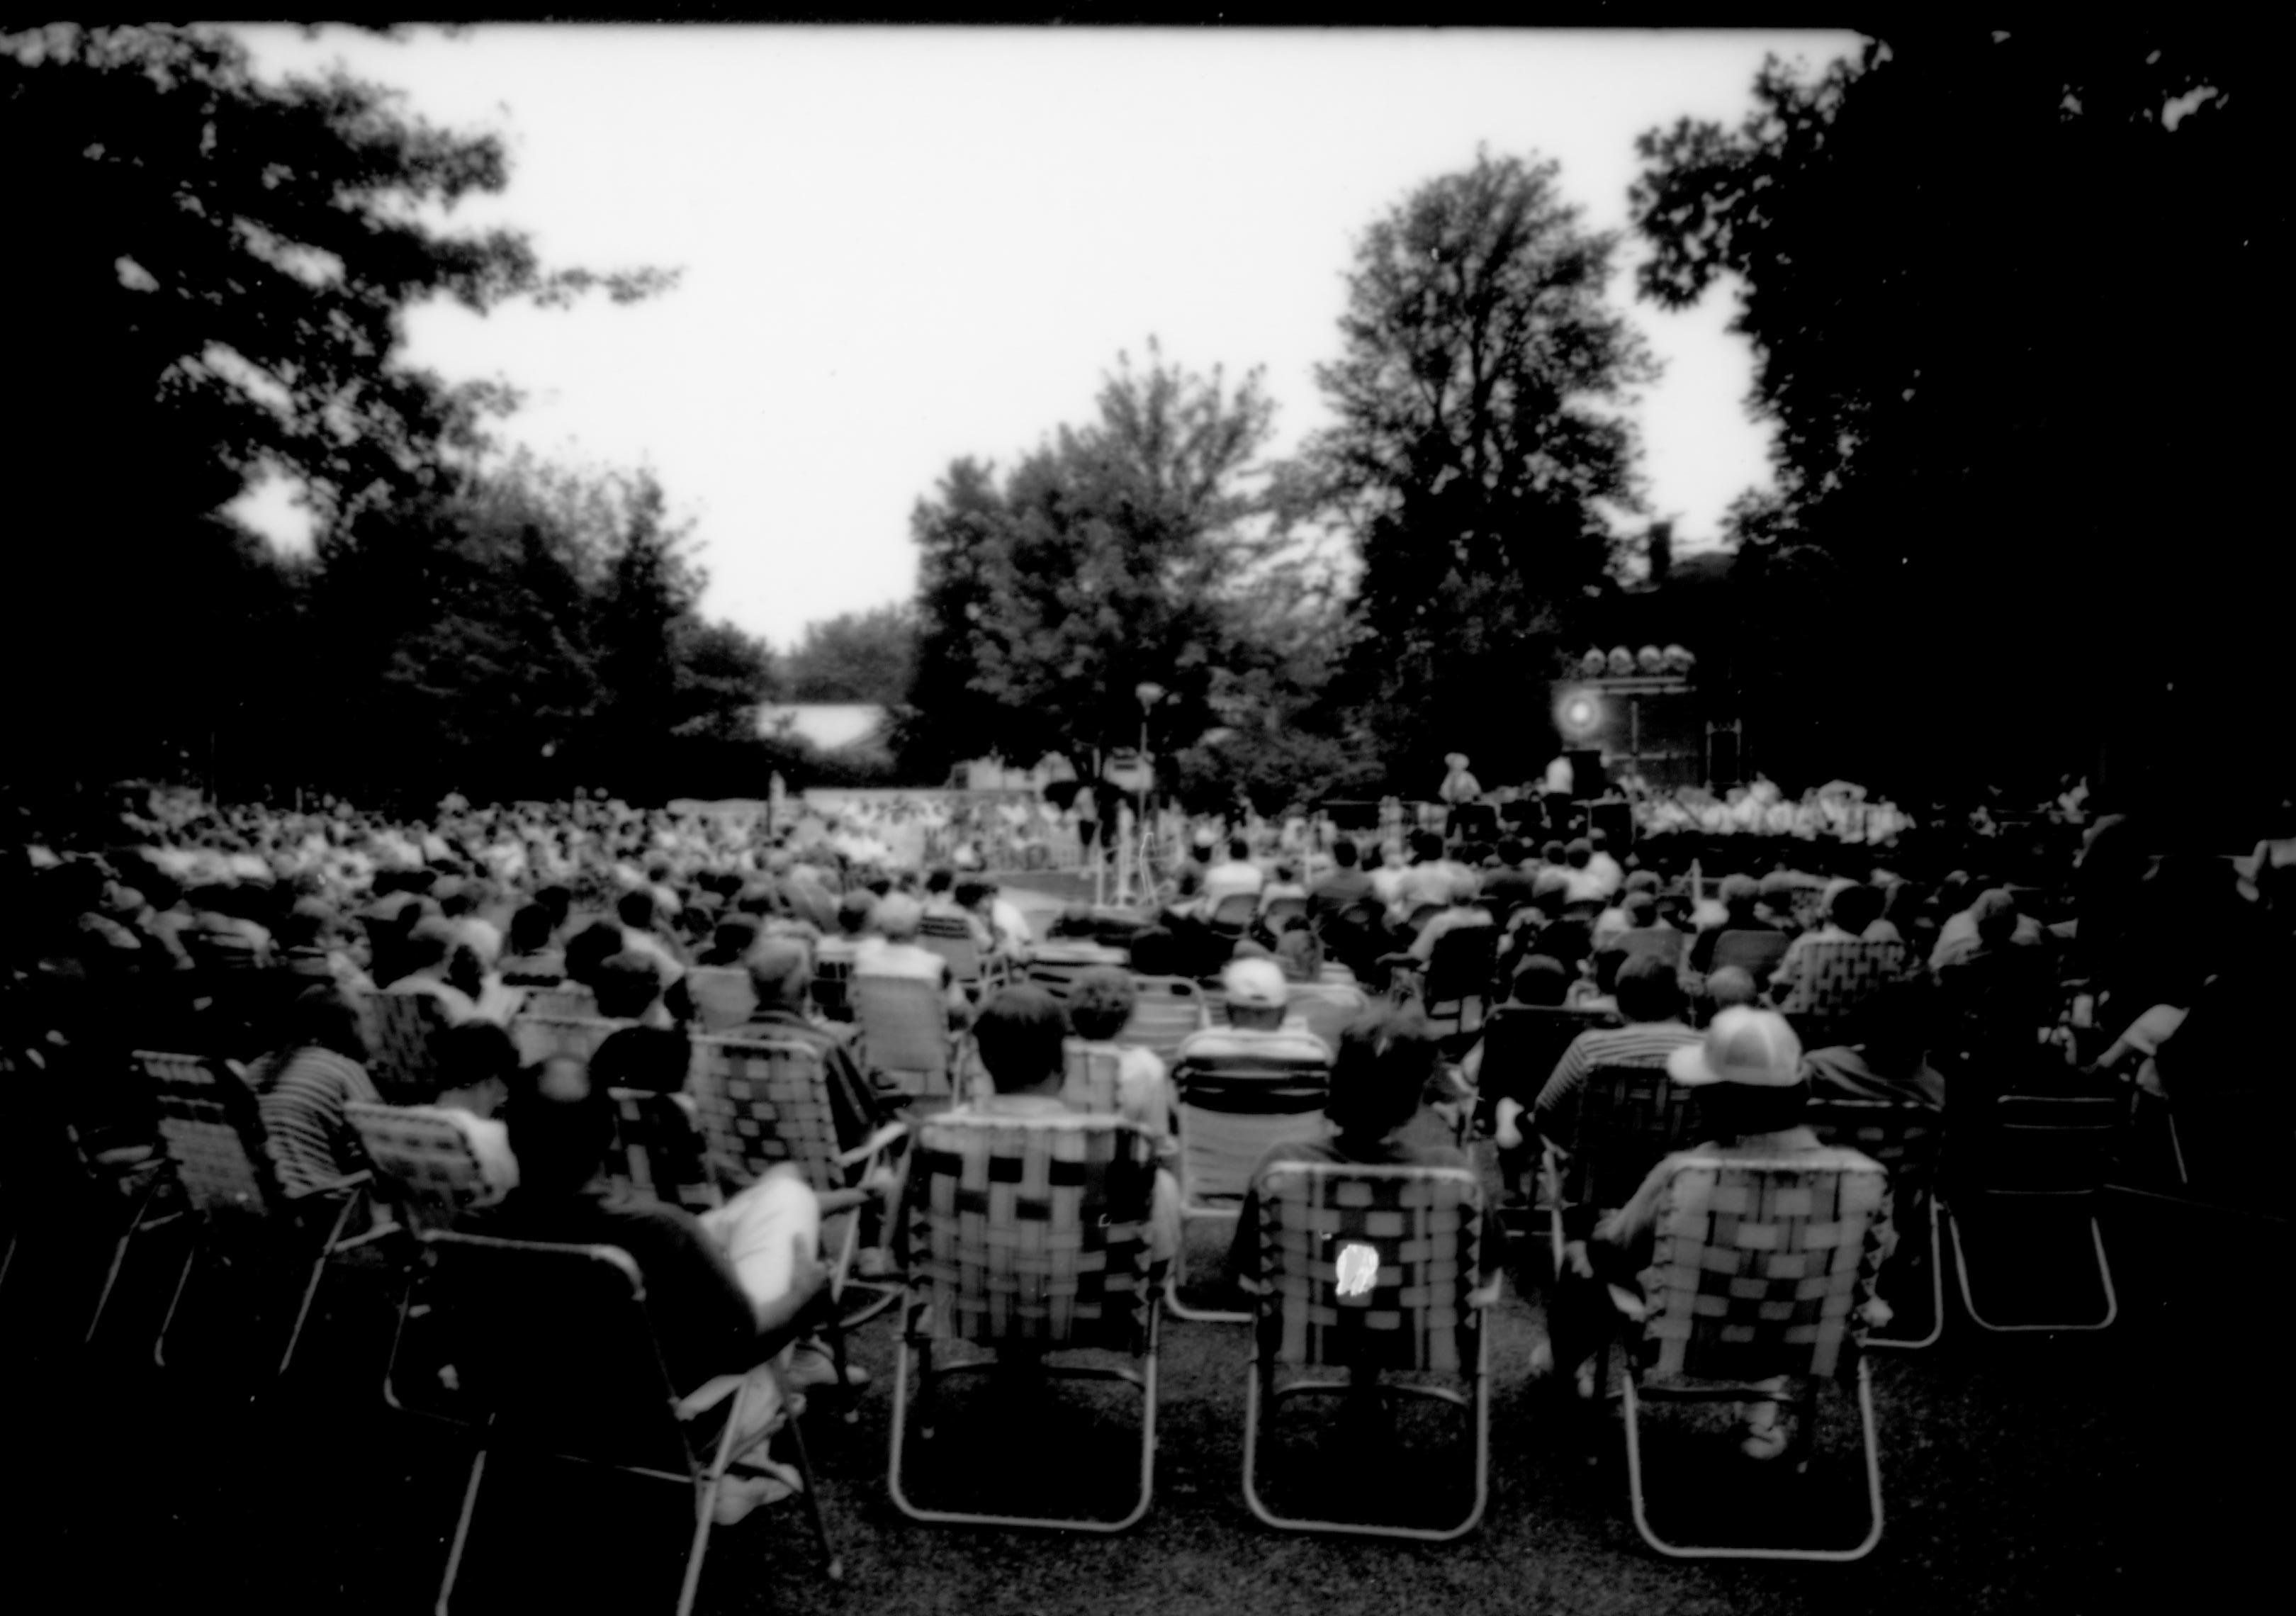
1315, 150, 1658, 792
904, 343, 1304, 784
4, 23, 670, 784
782, 605, 916, 705
1629, 28, 2281, 803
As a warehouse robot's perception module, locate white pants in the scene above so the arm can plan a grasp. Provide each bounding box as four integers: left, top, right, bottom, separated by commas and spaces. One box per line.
677, 1165, 821, 1448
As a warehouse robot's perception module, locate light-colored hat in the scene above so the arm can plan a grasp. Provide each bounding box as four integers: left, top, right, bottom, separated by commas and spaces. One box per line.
1222, 955, 1288, 1009
873, 892, 923, 941
1446, 753, 1470, 769
1667, 1006, 1803, 1088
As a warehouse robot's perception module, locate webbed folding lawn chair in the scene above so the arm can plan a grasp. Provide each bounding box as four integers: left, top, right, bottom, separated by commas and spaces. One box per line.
1543, 1063, 1704, 1281
918, 914, 1011, 1000
1614, 1153, 1891, 1561
1242, 1161, 1492, 1540
1948, 1090, 2121, 1332
358, 989, 452, 1104
1285, 981, 1366, 1055
1205, 891, 1259, 941
690, 1036, 906, 1416
852, 974, 967, 1104
887, 1113, 1162, 1531
1167, 1048, 1332, 1323
348, 1100, 500, 1415
605, 1088, 724, 1216
1773, 940, 1908, 1046
1806, 1095, 1945, 1348
511, 1011, 619, 1067
1113, 975, 1208, 1068
1709, 929, 1792, 993
1417, 924, 1500, 1045
1026, 943, 1130, 1003
410, 1230, 838, 1615
91, 1052, 371, 1377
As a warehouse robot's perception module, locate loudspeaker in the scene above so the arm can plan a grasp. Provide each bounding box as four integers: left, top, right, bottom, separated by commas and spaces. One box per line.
1567, 749, 1606, 799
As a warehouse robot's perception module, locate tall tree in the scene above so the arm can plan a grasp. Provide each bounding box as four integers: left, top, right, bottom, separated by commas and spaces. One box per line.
1631, 29, 2280, 807
782, 605, 916, 704
904, 342, 1293, 782
1315, 150, 1659, 791
4, 23, 668, 786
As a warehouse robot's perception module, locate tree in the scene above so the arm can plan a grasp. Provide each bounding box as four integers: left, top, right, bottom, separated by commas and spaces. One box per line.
782, 605, 916, 704
904, 342, 1294, 784
1630, 28, 2282, 808
3, 23, 669, 785
1314, 150, 1659, 792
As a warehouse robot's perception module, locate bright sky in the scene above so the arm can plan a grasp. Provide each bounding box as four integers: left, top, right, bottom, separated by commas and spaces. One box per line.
229, 25, 1861, 652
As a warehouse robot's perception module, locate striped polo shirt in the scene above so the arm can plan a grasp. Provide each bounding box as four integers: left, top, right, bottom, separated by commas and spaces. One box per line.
257, 1045, 379, 1196
1530, 1020, 1703, 1139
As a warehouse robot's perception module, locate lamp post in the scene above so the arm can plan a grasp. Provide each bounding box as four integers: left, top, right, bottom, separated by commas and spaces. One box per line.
1123, 682, 1164, 907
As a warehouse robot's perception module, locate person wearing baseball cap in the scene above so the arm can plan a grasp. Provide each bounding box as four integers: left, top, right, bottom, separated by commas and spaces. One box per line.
1171, 955, 1334, 1070
1572, 1007, 1895, 1458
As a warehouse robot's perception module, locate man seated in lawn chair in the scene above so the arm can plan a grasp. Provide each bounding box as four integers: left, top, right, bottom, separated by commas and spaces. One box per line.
458, 1054, 834, 1524
1222, 1002, 1509, 1440
1548, 1007, 1894, 1459
945, 984, 1181, 1272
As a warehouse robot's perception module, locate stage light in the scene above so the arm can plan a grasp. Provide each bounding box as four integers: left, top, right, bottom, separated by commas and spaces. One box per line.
1555, 687, 1605, 741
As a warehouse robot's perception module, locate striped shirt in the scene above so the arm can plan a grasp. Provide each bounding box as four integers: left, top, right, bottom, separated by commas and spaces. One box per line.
257, 1045, 379, 1196
1530, 1021, 1703, 1142
1174, 1022, 1335, 1073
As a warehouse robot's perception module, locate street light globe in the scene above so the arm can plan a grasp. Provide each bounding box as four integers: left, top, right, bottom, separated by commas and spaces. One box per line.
1135, 681, 1165, 707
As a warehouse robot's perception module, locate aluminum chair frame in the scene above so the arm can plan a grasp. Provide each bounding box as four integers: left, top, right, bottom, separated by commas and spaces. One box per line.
887, 1113, 1162, 1532
1948, 1092, 2121, 1332
690, 1036, 906, 1416
1240, 1162, 1492, 1541
1613, 1153, 1890, 1561
1806, 1096, 1946, 1350
358, 990, 452, 1103
1543, 1063, 1704, 1281
1166, 1050, 1332, 1324
411, 1231, 838, 1615
90, 1052, 371, 1378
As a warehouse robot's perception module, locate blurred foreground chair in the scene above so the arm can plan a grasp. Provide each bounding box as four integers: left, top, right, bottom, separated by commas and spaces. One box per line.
1805, 1094, 1944, 1349
407, 1230, 838, 1615
1242, 1160, 1492, 1540
91, 1051, 371, 1376
1611, 1153, 1891, 1561
1948, 1090, 2120, 1332
1544, 1064, 1704, 1281
887, 1113, 1161, 1531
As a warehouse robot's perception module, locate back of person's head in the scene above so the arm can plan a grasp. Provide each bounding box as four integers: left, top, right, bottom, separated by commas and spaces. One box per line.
874, 892, 923, 941
1228, 836, 1251, 863
1719, 872, 1760, 917
1592, 947, 1628, 997
615, 890, 655, 931
507, 902, 555, 956
1510, 954, 1570, 1006
439, 885, 475, 920
278, 983, 366, 1063
954, 877, 994, 910
435, 1020, 519, 1099
1972, 887, 2021, 946
563, 920, 624, 986
1127, 926, 1183, 978
1614, 952, 1686, 1023
1621, 892, 1658, 929
1326, 1001, 1439, 1140
1497, 838, 1527, 867
1565, 838, 1592, 869
1828, 882, 1885, 935
1706, 965, 1759, 1011
1332, 839, 1360, 869
1410, 830, 1443, 865
973, 984, 1070, 1094
1067, 967, 1137, 1042
925, 867, 955, 897
505, 1055, 614, 1197
592, 951, 663, 1019
835, 891, 876, 936
745, 935, 811, 1009
1540, 840, 1565, 865
536, 885, 574, 927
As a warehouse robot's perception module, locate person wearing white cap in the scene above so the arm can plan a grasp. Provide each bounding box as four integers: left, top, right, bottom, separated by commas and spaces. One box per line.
1172, 956, 1334, 1070
1551, 1007, 1896, 1459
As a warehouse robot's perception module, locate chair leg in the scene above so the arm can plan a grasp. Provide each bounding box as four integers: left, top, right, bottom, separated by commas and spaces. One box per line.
677, 1386, 741, 1616
434, 1433, 491, 1616
152, 1222, 207, 1369
1865, 1190, 1945, 1351
279, 1190, 364, 1379
779, 1376, 843, 1581
86, 1177, 165, 1345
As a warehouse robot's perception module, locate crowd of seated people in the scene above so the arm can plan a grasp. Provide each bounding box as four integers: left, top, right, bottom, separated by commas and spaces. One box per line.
8, 773, 2290, 1525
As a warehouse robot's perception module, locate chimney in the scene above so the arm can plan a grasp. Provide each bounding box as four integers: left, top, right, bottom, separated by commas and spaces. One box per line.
1646, 520, 1673, 586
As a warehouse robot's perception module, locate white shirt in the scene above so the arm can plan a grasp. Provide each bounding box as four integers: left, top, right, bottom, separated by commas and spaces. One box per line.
1200, 859, 1265, 909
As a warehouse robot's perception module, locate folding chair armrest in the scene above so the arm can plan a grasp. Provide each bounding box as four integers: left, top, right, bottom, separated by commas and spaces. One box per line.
834, 1121, 910, 1169
1605, 1283, 1648, 1323
1467, 1274, 1504, 1308
816, 1187, 874, 1217
288, 1169, 374, 1203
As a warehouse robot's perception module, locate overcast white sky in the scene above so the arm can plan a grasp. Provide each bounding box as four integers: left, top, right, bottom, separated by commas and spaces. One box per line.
229, 25, 1861, 651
